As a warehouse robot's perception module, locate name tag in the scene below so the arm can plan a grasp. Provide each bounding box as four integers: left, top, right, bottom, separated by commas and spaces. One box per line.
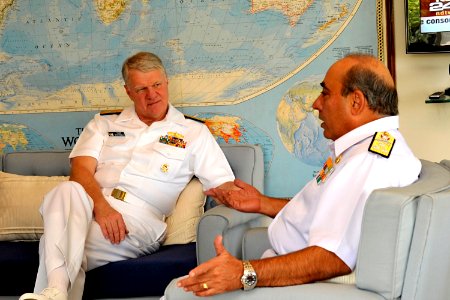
108, 132, 125, 137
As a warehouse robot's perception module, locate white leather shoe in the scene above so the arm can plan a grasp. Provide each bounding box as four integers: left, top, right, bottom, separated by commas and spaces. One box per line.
19, 288, 68, 300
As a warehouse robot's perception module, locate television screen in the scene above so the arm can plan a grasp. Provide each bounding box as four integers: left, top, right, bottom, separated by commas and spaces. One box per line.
406, 0, 450, 53
420, 0, 450, 33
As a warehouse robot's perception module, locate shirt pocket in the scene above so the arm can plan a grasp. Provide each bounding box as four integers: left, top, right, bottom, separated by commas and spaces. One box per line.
99, 136, 133, 162
148, 142, 187, 180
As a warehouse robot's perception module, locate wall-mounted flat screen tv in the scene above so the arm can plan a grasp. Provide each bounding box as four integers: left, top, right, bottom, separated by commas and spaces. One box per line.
406, 0, 450, 53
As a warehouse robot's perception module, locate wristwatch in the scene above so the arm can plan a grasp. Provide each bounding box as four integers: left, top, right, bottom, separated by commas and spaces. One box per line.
241, 260, 257, 291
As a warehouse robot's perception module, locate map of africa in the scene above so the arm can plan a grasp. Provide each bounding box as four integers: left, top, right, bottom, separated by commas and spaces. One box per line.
276, 76, 331, 167
0, 0, 365, 113
0, 0, 382, 196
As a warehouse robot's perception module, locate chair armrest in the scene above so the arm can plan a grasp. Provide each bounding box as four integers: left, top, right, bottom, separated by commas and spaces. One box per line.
164, 279, 384, 300
196, 205, 271, 264
242, 227, 270, 260
440, 159, 450, 171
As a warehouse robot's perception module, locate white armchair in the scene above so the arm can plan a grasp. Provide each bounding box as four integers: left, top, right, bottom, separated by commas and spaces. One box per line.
165, 159, 450, 300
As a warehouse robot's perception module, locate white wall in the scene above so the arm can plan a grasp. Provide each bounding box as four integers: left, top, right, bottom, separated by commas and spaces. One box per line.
394, 2, 450, 162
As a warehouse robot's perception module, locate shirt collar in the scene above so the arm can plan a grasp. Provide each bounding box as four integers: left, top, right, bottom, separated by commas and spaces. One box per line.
113, 104, 185, 125
164, 104, 186, 124
111, 106, 134, 123
332, 116, 399, 157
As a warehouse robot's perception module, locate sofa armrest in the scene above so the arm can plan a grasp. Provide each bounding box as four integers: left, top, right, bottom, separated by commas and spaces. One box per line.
196, 205, 271, 264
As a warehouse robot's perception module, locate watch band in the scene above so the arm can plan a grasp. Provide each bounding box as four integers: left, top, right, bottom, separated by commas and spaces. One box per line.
241, 260, 258, 291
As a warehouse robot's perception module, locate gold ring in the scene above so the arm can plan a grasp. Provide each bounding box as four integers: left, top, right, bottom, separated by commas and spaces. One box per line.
202, 283, 208, 290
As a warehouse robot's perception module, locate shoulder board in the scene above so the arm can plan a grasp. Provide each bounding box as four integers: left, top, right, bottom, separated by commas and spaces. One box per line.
100, 109, 123, 116
368, 131, 396, 158
184, 114, 205, 123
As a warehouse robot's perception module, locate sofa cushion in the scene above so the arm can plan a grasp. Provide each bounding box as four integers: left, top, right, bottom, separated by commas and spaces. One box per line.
163, 177, 206, 245
0, 172, 68, 241
0, 241, 197, 297
83, 243, 197, 298
0, 172, 205, 245
0, 240, 40, 295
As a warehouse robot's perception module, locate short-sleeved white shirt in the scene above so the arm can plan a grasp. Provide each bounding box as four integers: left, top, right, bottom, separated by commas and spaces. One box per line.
268, 116, 421, 269
70, 104, 235, 216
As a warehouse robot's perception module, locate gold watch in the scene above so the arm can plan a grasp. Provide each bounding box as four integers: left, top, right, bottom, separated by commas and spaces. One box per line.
241, 260, 257, 291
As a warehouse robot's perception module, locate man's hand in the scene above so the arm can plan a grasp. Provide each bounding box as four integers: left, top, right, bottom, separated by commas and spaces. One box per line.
94, 200, 128, 244
205, 179, 262, 213
177, 235, 243, 296
70, 156, 128, 244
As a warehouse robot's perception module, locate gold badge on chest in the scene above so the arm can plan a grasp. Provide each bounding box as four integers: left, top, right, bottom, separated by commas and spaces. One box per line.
160, 163, 169, 173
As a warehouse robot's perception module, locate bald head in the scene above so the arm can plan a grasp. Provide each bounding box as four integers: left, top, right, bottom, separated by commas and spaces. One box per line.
342, 54, 394, 86
336, 54, 398, 116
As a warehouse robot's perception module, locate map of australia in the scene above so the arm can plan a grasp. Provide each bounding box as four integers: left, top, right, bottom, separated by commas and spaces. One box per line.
0, 0, 363, 113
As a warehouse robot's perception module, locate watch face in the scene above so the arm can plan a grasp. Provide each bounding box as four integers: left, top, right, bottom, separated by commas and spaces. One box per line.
245, 274, 257, 286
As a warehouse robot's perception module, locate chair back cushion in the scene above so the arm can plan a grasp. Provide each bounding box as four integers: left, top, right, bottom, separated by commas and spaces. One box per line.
402, 188, 450, 300
356, 160, 450, 299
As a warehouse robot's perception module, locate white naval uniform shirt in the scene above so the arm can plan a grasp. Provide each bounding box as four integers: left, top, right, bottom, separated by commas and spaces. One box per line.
268, 116, 421, 269
70, 104, 235, 218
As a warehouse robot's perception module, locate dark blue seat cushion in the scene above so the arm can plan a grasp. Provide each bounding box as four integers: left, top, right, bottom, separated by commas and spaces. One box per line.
0, 241, 196, 298
0, 241, 40, 295
83, 243, 196, 299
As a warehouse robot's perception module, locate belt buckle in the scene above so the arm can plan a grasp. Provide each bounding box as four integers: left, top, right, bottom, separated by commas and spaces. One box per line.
111, 188, 126, 201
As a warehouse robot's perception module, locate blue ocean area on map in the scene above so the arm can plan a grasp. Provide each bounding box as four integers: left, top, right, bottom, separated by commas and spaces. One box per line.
0, 0, 367, 107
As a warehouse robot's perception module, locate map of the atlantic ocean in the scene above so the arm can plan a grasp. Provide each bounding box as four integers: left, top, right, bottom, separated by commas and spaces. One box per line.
0, 0, 383, 196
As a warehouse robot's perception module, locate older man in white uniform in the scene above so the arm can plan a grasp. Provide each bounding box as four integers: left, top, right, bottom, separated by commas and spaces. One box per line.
177, 53, 421, 297
19, 52, 236, 300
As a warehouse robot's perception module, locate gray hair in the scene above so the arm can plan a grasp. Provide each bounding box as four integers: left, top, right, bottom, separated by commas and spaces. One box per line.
122, 52, 167, 84
341, 54, 398, 116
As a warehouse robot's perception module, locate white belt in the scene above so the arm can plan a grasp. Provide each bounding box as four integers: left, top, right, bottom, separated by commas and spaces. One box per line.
103, 187, 164, 221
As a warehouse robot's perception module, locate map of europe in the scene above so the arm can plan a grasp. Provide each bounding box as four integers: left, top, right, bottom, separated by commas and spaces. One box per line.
0, 0, 381, 196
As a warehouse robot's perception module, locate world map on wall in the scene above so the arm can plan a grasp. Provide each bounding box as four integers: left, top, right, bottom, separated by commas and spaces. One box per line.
0, 0, 381, 196
0, 0, 363, 113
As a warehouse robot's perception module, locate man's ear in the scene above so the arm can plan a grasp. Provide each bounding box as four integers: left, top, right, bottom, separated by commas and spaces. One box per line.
124, 85, 131, 97
350, 89, 366, 115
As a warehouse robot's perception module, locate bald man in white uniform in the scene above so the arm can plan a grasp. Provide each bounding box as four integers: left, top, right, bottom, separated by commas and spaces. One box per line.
177, 53, 421, 297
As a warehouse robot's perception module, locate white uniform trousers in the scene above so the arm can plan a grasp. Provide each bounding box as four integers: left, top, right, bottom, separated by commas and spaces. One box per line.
34, 181, 167, 300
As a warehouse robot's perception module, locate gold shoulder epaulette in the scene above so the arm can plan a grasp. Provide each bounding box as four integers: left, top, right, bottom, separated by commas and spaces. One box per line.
368, 131, 396, 158
100, 109, 123, 116
184, 114, 205, 123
